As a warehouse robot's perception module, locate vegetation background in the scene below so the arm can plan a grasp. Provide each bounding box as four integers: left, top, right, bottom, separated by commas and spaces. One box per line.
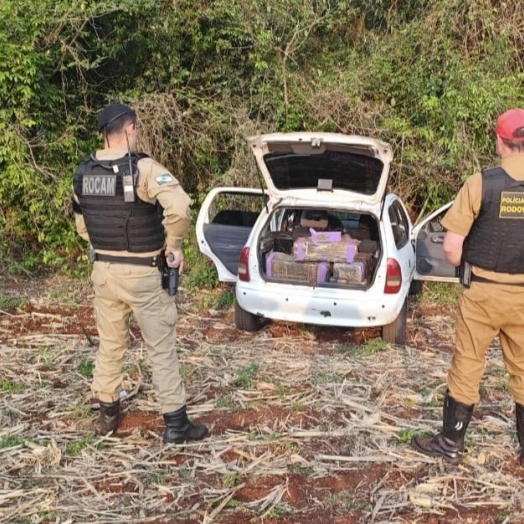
1, 0, 523, 284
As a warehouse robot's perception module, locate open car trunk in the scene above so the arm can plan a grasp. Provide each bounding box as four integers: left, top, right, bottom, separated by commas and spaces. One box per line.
258, 206, 381, 288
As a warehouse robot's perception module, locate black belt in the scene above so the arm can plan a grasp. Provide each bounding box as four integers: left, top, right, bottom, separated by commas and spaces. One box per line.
471, 274, 524, 287
94, 253, 158, 267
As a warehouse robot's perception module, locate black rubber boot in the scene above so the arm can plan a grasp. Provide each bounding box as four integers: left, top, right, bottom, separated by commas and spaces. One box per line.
98, 400, 121, 435
163, 405, 208, 444
515, 403, 524, 466
411, 391, 474, 464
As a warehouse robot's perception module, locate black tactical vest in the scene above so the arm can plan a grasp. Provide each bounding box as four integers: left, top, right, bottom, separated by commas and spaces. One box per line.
463, 166, 524, 274
73, 153, 165, 252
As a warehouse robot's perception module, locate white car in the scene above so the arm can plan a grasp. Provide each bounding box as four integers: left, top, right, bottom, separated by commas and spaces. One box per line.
196, 132, 457, 345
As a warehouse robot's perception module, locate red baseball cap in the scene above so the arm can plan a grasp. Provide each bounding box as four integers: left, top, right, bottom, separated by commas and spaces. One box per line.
495, 109, 524, 141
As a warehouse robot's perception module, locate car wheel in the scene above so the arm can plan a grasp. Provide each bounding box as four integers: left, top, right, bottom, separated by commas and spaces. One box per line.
381, 299, 407, 345
234, 301, 265, 332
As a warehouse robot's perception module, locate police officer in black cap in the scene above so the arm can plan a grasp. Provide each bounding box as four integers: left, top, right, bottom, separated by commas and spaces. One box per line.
72, 102, 208, 444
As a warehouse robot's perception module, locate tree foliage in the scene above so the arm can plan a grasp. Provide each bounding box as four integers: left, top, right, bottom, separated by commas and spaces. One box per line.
1, 0, 524, 272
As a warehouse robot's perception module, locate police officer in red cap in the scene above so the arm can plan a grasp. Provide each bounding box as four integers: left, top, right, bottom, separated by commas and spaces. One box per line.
412, 109, 524, 465
72, 102, 208, 444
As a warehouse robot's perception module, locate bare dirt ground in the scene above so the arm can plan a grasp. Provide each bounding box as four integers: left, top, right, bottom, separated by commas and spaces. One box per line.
1, 274, 524, 524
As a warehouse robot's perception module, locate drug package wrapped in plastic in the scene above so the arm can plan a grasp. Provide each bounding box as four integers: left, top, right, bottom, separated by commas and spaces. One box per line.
331, 253, 375, 284
266, 251, 329, 284
293, 232, 360, 263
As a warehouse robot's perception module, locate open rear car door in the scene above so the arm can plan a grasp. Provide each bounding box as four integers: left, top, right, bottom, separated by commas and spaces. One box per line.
196, 188, 267, 282
412, 202, 460, 283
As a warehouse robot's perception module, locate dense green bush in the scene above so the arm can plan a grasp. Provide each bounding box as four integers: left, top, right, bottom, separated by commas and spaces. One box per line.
1, 0, 523, 276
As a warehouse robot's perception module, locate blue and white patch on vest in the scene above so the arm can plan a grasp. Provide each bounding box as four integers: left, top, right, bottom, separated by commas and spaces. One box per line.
155, 174, 174, 185
82, 175, 116, 196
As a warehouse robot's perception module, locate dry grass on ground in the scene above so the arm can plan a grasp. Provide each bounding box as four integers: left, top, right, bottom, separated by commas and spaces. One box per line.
1, 276, 523, 524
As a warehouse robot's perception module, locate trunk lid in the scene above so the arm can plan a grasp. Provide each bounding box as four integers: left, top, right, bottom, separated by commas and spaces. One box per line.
248, 132, 393, 208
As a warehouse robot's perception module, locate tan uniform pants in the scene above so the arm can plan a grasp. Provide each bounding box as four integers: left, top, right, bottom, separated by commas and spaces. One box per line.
90, 262, 186, 413
448, 281, 524, 405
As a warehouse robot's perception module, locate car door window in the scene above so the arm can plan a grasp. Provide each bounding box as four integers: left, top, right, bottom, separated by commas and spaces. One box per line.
209, 192, 267, 227
389, 201, 409, 249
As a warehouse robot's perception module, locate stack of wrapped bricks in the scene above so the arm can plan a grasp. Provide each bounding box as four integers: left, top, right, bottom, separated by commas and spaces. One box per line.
265, 229, 374, 285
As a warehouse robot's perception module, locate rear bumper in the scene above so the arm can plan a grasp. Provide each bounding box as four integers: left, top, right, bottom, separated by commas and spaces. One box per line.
236, 282, 406, 327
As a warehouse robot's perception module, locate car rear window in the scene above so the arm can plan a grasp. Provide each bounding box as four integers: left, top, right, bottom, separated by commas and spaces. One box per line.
264, 150, 383, 195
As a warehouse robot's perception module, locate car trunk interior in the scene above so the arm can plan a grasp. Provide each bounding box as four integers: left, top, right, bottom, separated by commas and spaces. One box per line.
258, 207, 382, 288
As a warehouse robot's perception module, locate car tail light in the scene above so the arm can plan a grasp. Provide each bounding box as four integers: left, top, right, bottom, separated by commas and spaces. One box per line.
238, 247, 250, 282
384, 258, 402, 294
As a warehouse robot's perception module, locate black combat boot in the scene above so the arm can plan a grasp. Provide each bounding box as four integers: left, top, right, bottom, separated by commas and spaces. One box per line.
163, 405, 208, 444
515, 403, 524, 466
411, 391, 474, 465
98, 400, 121, 435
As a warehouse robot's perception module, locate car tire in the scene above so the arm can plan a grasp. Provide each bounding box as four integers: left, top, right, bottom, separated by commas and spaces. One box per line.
381, 298, 407, 345
234, 301, 265, 332
409, 279, 423, 296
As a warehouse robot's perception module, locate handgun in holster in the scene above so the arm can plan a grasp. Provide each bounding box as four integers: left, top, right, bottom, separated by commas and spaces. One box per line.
457, 260, 472, 288
158, 254, 179, 296
167, 266, 179, 296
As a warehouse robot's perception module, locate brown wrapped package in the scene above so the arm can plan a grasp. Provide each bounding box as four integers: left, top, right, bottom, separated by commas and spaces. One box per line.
266, 251, 330, 284
293, 233, 360, 263
332, 253, 375, 284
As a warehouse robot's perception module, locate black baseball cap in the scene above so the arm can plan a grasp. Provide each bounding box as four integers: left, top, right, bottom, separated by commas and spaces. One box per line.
97, 103, 136, 132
